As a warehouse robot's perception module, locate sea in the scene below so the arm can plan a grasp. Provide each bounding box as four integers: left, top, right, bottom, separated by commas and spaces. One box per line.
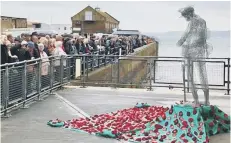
150, 31, 230, 58
145, 31, 230, 87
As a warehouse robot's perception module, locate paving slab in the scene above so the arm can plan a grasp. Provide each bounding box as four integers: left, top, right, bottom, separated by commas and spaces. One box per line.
1, 87, 230, 143
1, 94, 118, 143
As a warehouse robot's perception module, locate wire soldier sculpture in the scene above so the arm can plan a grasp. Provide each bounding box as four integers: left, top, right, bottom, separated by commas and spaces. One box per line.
177, 6, 212, 106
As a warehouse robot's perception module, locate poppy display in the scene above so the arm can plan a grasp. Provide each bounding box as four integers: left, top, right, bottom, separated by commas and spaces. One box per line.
47, 103, 230, 143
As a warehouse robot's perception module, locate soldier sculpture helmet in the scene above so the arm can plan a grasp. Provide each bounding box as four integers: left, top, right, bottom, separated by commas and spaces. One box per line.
179, 6, 194, 17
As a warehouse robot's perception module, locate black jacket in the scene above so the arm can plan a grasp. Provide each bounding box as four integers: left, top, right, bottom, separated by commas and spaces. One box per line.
11, 44, 31, 62
63, 38, 72, 54
75, 41, 80, 54
10, 44, 21, 58
1, 44, 12, 65
34, 43, 40, 58
89, 39, 97, 51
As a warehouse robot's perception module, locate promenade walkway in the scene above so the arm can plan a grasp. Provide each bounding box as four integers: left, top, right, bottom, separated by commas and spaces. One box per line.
1, 87, 230, 143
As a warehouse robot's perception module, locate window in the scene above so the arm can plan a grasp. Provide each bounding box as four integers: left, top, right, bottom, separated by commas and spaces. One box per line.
85, 11, 92, 20
1, 18, 9, 21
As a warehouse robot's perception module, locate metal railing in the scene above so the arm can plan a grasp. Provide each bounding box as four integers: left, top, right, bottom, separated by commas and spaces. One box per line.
73, 55, 230, 96
1, 54, 230, 116
0, 56, 71, 117
0, 42, 135, 116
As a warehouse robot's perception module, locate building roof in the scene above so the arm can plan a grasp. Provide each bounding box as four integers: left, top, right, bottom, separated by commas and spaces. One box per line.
1, 15, 27, 19
97, 11, 109, 19
97, 11, 119, 23
113, 30, 141, 35
72, 6, 119, 23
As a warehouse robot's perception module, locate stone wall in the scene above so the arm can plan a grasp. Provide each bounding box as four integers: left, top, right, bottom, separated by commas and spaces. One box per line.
71, 41, 158, 87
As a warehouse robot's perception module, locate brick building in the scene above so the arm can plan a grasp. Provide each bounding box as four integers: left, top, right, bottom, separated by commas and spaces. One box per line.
71, 6, 119, 35
1, 16, 27, 32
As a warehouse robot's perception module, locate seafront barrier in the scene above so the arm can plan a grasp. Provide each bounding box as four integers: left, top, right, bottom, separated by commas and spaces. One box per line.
71, 41, 159, 87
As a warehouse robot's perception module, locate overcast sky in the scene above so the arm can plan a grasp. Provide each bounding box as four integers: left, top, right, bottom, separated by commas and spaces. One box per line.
1, 1, 230, 32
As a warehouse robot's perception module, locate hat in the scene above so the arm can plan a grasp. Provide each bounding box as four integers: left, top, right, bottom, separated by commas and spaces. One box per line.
179, 6, 194, 17
24, 33, 31, 37
32, 32, 38, 36
27, 41, 35, 48
21, 40, 28, 45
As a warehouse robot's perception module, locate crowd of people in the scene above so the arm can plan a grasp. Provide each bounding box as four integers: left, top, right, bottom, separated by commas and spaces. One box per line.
1, 32, 153, 95
1, 32, 153, 65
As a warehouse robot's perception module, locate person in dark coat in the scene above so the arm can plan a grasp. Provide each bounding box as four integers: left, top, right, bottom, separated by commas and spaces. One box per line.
14, 37, 21, 45
1, 44, 12, 65
75, 39, 80, 54
31, 35, 40, 58
11, 41, 31, 62
89, 36, 97, 52
63, 37, 72, 55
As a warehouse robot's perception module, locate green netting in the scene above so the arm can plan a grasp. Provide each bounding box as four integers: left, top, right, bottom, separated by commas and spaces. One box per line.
47, 120, 65, 127
96, 129, 116, 138
126, 105, 230, 142
47, 104, 230, 142
135, 103, 151, 108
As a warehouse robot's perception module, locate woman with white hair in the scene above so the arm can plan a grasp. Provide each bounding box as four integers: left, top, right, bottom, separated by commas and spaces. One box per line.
38, 43, 50, 88
53, 41, 67, 57
39, 37, 49, 56
52, 41, 67, 82
45, 35, 50, 40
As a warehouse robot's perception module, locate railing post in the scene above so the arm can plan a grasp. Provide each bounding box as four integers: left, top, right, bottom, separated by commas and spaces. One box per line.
68, 57, 71, 81
91, 54, 94, 71
21, 62, 28, 108
73, 56, 77, 79
148, 59, 153, 91
104, 55, 107, 66
37, 59, 42, 100
2, 64, 10, 117
50, 58, 54, 94
60, 56, 64, 87
86, 56, 89, 79
182, 60, 187, 102
81, 56, 86, 88
117, 58, 120, 88
153, 59, 156, 84
98, 54, 100, 68
227, 58, 230, 95
119, 47, 122, 56
186, 57, 190, 93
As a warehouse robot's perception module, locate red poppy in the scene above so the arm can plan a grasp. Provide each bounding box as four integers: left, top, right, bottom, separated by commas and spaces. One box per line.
209, 122, 214, 127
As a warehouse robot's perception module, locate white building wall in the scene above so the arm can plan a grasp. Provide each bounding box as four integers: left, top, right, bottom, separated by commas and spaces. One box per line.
36, 23, 72, 35
50, 24, 72, 34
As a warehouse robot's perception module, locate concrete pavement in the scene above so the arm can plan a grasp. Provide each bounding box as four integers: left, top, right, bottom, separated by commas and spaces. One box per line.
1, 86, 230, 143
